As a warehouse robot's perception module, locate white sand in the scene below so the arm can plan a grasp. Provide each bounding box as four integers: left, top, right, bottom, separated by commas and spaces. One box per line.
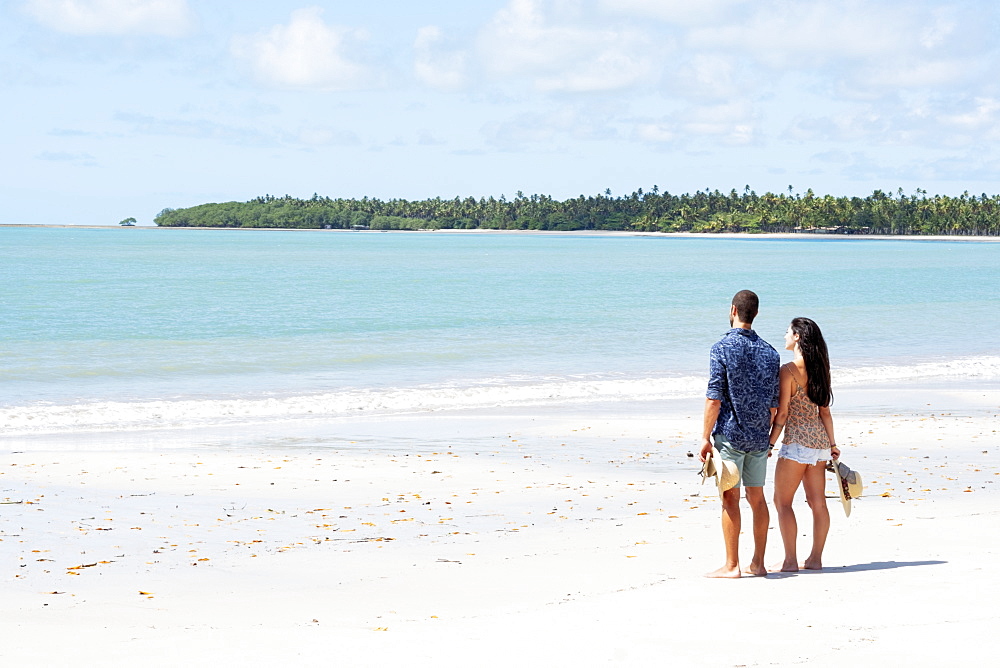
2, 386, 998, 666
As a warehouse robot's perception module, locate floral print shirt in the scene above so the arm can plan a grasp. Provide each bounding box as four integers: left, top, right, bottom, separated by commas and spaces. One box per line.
707, 328, 781, 452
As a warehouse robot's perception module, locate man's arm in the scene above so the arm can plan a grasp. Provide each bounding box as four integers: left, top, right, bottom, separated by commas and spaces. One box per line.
700, 398, 721, 462
702, 343, 725, 462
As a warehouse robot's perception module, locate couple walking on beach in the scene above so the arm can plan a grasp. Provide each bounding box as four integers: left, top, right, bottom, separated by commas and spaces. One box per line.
699, 290, 838, 578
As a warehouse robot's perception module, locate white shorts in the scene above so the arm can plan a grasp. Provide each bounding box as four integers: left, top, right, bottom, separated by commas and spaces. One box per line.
778, 442, 831, 465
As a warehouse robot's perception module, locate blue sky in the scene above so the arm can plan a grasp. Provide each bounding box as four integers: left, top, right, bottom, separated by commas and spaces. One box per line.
4, 0, 1000, 225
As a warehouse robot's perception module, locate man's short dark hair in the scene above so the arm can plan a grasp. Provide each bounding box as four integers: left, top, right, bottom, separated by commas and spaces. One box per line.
732, 290, 759, 323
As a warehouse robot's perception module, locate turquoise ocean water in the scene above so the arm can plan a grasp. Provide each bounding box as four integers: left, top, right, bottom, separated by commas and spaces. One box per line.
2, 227, 998, 436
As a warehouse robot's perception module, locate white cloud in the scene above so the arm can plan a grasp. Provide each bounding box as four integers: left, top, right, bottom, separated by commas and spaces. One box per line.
942, 98, 1000, 132
839, 152, 1000, 185
782, 70, 1000, 148
477, 0, 654, 92
295, 127, 362, 147
787, 109, 892, 144
632, 122, 676, 144
115, 111, 278, 147
22, 0, 193, 37
483, 104, 618, 149
633, 101, 757, 146
36, 150, 97, 165
682, 102, 757, 143
414, 26, 468, 91
231, 7, 376, 91
915, 97, 1000, 144
417, 130, 446, 146
852, 57, 973, 91
669, 53, 744, 101
785, 93, 1000, 149
919, 7, 958, 49
599, 0, 750, 26
115, 110, 367, 149
684, 1, 993, 96
687, 2, 910, 69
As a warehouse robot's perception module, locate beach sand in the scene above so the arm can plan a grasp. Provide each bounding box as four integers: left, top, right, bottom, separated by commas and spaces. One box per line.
2, 386, 998, 666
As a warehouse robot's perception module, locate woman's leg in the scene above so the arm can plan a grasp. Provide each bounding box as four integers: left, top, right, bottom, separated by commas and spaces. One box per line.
802, 460, 831, 570
772, 456, 807, 571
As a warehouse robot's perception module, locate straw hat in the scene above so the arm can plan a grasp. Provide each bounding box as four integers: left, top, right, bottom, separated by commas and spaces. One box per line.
828, 459, 863, 517
700, 447, 740, 499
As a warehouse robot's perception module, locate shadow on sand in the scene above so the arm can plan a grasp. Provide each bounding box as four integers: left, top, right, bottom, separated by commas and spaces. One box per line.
830, 560, 947, 573
768, 560, 946, 578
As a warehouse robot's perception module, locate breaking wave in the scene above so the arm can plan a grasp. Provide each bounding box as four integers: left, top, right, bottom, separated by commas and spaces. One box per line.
3, 355, 997, 436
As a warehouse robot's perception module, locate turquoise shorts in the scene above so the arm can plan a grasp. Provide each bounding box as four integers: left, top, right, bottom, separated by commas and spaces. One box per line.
714, 435, 768, 488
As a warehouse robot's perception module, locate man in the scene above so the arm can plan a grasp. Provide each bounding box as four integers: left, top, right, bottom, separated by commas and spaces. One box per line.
700, 290, 780, 578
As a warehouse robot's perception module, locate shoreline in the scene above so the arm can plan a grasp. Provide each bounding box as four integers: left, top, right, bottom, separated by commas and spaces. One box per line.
3, 376, 998, 446
2, 223, 999, 242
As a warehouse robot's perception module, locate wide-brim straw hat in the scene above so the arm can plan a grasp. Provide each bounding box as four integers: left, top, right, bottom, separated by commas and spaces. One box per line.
828, 459, 863, 517
700, 447, 740, 499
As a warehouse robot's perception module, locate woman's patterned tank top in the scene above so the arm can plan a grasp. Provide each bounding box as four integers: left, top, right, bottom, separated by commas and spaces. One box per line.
782, 366, 830, 449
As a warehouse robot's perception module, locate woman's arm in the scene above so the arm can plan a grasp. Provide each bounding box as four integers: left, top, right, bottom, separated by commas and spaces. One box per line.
767, 365, 793, 451
818, 404, 839, 459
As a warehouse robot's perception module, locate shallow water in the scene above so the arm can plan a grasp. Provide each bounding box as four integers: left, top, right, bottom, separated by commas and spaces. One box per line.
2, 228, 997, 435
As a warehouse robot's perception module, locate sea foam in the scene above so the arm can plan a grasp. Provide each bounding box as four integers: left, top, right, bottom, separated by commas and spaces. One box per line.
3, 356, 997, 436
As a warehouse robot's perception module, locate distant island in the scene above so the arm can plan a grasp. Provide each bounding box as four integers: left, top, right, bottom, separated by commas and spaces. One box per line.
154, 187, 1000, 235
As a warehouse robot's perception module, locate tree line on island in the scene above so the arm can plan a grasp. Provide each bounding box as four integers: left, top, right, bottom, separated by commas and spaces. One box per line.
153, 186, 1000, 235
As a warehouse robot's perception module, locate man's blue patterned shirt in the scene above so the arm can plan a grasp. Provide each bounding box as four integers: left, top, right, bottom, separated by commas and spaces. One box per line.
707, 328, 781, 452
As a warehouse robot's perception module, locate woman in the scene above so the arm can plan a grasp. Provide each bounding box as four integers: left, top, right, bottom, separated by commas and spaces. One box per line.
768, 317, 839, 572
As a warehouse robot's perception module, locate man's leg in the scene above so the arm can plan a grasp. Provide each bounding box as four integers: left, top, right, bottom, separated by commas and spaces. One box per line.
741, 449, 770, 576
706, 437, 746, 578
706, 485, 743, 578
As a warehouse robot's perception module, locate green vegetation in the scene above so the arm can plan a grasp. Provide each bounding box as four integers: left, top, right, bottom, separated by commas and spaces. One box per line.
154, 187, 1000, 235
119, 217, 137, 226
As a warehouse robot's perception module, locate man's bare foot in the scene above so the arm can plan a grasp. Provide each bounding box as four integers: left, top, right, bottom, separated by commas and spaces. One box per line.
744, 563, 768, 577
705, 565, 742, 578
802, 558, 823, 570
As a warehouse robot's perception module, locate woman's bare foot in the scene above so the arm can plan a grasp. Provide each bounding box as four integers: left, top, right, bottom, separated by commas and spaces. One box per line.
744, 563, 768, 577
705, 565, 742, 578
771, 560, 799, 572
802, 558, 823, 570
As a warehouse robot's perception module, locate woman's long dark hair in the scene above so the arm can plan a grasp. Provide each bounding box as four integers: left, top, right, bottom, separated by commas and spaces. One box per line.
790, 317, 832, 407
